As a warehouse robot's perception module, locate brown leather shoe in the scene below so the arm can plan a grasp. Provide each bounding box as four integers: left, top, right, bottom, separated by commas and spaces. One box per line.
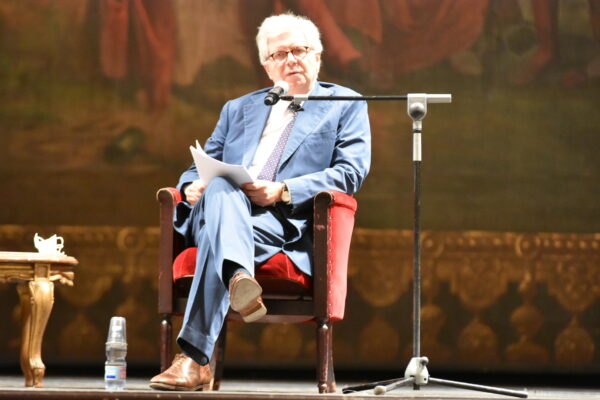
229, 272, 267, 322
149, 353, 213, 391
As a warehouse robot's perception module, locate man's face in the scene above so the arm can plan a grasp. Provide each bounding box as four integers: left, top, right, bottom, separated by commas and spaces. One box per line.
263, 31, 321, 95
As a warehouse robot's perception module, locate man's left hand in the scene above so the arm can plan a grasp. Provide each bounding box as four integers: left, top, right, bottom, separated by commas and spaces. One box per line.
242, 181, 284, 206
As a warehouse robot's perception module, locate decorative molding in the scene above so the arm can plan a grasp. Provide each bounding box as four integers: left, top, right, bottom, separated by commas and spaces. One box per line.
0, 225, 598, 371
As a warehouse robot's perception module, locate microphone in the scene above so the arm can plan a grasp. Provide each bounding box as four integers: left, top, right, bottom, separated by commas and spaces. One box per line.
264, 81, 290, 106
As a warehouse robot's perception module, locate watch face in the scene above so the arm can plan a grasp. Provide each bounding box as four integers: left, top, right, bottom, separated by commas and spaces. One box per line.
282, 185, 291, 203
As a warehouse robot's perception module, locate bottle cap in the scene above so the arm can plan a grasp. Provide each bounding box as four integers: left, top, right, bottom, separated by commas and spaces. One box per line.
106, 316, 127, 346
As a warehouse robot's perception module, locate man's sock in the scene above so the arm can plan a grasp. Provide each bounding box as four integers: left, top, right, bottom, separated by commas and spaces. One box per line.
177, 338, 209, 366
222, 260, 250, 288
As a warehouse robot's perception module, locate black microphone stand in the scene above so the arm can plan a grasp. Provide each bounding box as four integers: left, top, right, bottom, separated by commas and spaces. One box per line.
281, 93, 528, 398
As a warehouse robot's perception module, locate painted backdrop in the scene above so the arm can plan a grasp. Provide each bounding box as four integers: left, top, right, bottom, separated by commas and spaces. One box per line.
0, 0, 599, 373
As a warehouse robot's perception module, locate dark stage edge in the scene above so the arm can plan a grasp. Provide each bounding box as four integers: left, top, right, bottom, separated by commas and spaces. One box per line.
1, 376, 600, 400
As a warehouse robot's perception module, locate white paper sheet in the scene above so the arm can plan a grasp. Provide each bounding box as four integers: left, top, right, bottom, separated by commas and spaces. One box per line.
189, 140, 254, 186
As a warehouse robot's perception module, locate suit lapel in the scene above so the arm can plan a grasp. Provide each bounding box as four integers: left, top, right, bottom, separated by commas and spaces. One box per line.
278, 83, 333, 168
242, 98, 271, 167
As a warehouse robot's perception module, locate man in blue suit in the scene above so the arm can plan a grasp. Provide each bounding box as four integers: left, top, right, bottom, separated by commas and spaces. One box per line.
150, 13, 370, 391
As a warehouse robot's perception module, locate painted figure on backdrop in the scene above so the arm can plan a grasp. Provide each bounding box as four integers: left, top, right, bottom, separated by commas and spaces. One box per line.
148, 13, 371, 391
260, 0, 488, 84
171, 0, 256, 87
513, 0, 600, 86
99, 0, 254, 110
99, 0, 176, 111
98, 0, 491, 111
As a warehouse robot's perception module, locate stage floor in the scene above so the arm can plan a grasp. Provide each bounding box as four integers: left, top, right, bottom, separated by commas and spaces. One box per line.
0, 375, 599, 400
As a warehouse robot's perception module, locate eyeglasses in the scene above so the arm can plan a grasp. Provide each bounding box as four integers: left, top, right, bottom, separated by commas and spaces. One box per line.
268, 46, 311, 63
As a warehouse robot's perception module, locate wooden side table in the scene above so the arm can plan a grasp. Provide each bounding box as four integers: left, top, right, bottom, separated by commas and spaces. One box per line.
0, 251, 77, 388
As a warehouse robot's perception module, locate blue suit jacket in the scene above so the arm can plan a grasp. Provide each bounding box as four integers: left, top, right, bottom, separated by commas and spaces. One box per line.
175, 81, 371, 275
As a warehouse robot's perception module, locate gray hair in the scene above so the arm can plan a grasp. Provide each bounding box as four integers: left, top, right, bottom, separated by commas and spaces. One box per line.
256, 13, 324, 65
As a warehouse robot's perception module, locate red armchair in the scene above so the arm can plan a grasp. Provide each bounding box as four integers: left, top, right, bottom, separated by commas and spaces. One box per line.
156, 187, 357, 393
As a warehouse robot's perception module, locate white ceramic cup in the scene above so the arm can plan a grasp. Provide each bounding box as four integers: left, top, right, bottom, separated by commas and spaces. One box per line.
34, 233, 65, 255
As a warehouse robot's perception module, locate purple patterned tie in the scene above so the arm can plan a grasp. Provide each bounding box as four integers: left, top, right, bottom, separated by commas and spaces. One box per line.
257, 106, 299, 181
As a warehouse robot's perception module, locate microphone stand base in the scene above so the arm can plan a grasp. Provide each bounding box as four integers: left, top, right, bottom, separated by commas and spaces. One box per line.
342, 356, 528, 398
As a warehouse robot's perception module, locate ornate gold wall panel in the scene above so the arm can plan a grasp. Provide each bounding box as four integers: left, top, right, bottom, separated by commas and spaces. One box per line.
0, 225, 598, 373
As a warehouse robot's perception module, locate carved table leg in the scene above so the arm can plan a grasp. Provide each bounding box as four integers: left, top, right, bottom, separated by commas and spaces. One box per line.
21, 264, 55, 388
16, 283, 33, 387
29, 278, 54, 387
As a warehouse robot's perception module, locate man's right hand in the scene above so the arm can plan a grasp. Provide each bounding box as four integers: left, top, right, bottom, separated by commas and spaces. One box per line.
184, 180, 206, 206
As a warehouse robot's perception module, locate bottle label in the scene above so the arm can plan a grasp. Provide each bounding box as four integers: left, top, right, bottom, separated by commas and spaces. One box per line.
105, 365, 126, 380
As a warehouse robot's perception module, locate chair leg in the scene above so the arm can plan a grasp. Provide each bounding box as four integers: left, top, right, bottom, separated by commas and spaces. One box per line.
160, 314, 172, 372
211, 320, 228, 391
316, 320, 336, 393
327, 339, 336, 393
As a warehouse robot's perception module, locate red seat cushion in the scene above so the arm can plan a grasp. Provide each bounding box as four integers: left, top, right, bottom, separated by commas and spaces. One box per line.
172, 247, 198, 280
173, 248, 311, 295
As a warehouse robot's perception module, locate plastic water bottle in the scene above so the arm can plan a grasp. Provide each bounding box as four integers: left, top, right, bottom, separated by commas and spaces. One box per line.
104, 316, 127, 390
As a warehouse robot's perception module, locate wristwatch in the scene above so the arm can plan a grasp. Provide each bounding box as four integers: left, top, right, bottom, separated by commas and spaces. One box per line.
280, 182, 291, 204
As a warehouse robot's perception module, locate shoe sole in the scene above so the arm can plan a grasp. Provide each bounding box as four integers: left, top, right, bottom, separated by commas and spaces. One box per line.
239, 299, 267, 323
149, 379, 213, 391
230, 276, 266, 322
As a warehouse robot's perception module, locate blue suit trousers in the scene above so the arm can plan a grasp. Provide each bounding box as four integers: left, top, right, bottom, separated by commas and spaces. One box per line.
176, 177, 294, 363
